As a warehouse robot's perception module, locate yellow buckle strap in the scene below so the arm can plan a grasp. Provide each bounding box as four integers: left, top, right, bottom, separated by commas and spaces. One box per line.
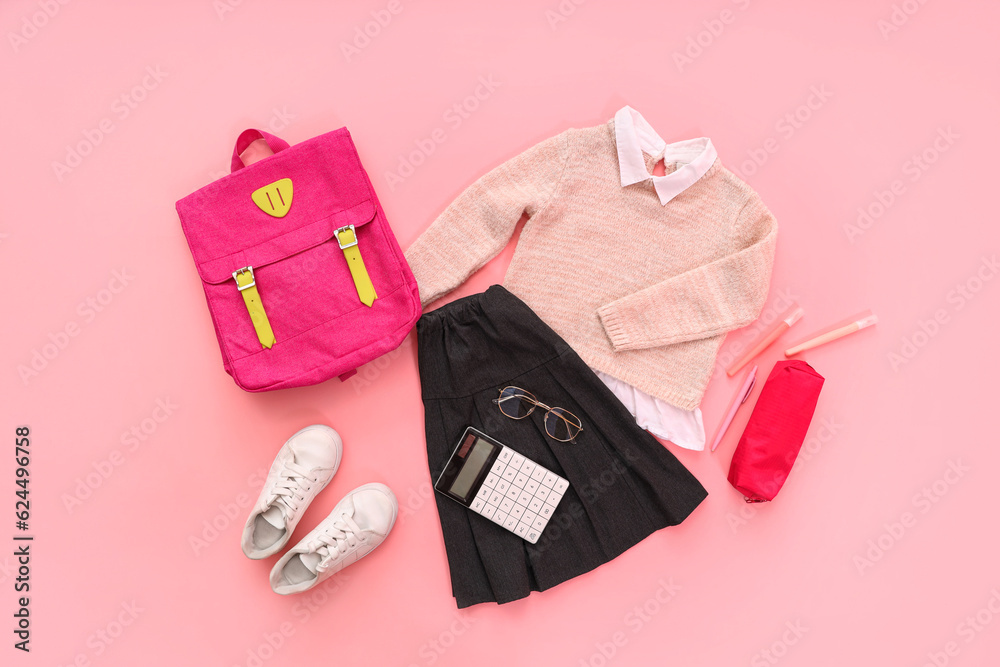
336, 225, 377, 307
233, 267, 275, 349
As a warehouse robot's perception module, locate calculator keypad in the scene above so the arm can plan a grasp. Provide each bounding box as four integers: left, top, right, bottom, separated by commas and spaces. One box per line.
467, 445, 568, 544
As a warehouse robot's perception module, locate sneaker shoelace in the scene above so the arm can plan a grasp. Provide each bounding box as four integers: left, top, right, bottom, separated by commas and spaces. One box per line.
265, 461, 318, 520
310, 513, 366, 573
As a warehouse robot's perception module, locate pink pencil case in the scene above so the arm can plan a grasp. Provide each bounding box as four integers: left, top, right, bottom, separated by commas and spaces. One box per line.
727, 360, 825, 502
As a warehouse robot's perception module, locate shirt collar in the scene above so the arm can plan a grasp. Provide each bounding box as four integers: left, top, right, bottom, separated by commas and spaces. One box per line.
614, 106, 717, 206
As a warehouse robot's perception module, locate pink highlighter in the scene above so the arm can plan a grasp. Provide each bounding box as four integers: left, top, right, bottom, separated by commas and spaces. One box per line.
784, 309, 878, 356
726, 304, 804, 377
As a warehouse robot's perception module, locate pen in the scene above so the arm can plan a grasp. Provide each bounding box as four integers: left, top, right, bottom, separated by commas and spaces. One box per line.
710, 365, 757, 452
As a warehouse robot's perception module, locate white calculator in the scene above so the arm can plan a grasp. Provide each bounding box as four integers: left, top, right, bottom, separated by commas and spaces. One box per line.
434, 426, 569, 544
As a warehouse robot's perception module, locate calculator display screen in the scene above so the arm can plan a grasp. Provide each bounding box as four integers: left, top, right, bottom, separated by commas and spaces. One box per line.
449, 438, 494, 501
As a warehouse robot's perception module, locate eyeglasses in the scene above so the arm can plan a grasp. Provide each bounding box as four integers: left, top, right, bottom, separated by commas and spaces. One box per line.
491, 386, 584, 443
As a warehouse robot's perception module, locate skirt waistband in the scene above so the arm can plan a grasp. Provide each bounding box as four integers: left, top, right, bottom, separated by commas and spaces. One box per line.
416, 286, 572, 400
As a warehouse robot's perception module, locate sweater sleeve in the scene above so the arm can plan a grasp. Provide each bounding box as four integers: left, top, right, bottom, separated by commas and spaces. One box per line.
404, 131, 569, 306
596, 194, 777, 350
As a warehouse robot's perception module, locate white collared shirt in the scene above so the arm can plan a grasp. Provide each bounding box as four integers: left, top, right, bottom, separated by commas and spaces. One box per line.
614, 106, 718, 206
589, 106, 718, 450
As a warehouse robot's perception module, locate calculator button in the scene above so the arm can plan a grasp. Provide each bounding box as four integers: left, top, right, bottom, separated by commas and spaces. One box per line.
503, 515, 518, 531
526, 530, 540, 543
482, 504, 496, 519
502, 467, 517, 482
513, 473, 529, 488
522, 510, 537, 525
498, 447, 513, 463
539, 503, 555, 518
509, 504, 524, 520
524, 479, 539, 494
493, 510, 508, 525
546, 490, 563, 507
483, 474, 499, 489
528, 498, 543, 513
489, 492, 503, 506
491, 460, 506, 475
510, 453, 525, 469
530, 467, 546, 482
471, 498, 485, 512
553, 478, 569, 494
535, 486, 550, 502
520, 460, 536, 476
495, 480, 509, 494
542, 472, 558, 488
532, 516, 547, 531
517, 490, 533, 507
515, 522, 530, 537
505, 486, 520, 500
476, 485, 491, 501
500, 498, 514, 513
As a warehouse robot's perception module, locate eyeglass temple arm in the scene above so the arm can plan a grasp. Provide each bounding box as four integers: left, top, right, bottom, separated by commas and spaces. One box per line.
495, 394, 542, 407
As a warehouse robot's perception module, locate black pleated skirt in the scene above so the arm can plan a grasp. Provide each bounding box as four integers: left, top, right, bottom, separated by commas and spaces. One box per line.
416, 286, 707, 608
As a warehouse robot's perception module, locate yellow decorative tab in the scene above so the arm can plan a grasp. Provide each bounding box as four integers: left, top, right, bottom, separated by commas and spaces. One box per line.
233, 267, 275, 349
336, 225, 377, 307
251, 178, 293, 218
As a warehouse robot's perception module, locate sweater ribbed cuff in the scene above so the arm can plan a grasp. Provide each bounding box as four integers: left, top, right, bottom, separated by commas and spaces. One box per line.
597, 303, 633, 351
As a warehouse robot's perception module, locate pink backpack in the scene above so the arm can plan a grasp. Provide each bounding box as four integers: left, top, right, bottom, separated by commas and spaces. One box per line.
176, 128, 420, 391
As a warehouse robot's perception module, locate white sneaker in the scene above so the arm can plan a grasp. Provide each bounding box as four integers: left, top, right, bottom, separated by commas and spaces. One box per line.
269, 483, 398, 595
241, 425, 343, 559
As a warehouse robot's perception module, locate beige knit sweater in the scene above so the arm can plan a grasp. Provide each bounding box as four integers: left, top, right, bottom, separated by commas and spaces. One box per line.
404, 119, 777, 411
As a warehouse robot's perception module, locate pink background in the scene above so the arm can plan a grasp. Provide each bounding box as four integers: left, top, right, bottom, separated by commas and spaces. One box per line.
3, 1, 999, 665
